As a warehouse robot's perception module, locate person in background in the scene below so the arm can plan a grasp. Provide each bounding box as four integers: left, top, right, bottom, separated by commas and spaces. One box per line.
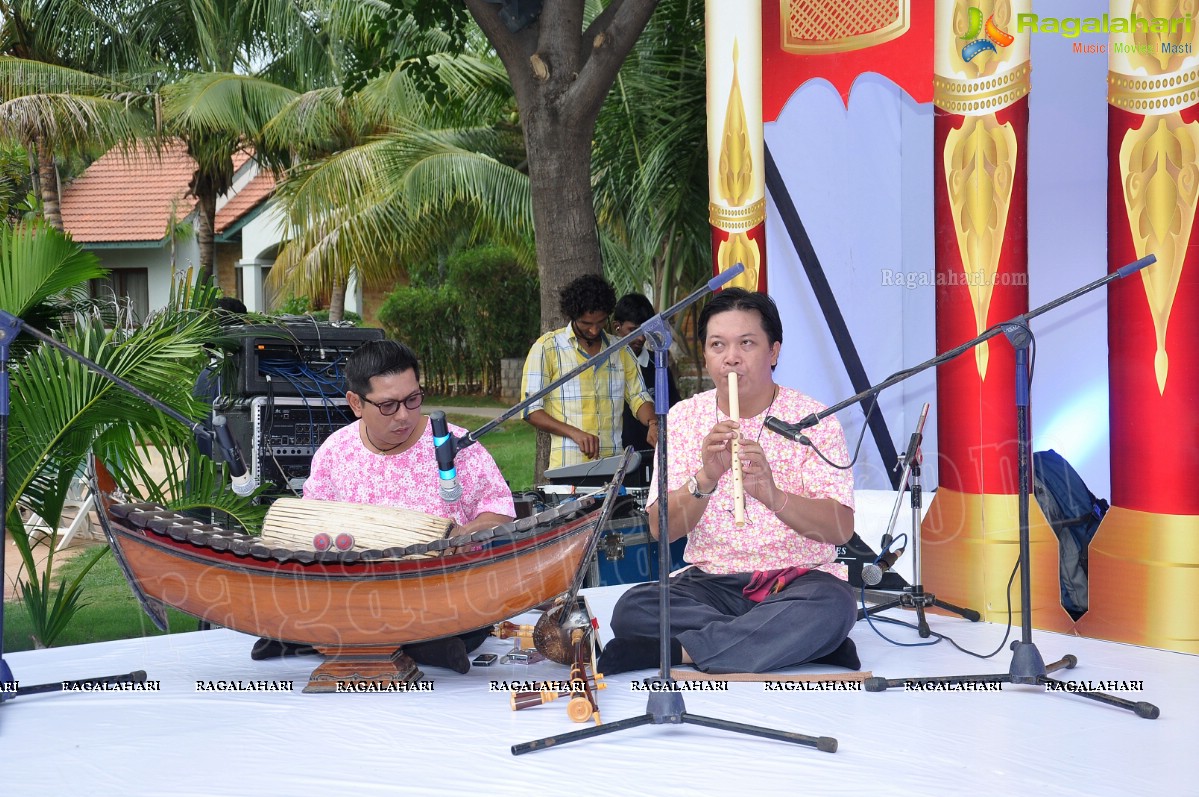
612, 292, 681, 452
520, 275, 658, 471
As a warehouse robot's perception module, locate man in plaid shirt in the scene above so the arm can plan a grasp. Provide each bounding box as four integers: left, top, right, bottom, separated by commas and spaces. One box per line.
521, 275, 659, 470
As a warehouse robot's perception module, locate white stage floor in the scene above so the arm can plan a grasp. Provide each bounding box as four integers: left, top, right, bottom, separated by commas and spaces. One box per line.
3, 585, 1194, 796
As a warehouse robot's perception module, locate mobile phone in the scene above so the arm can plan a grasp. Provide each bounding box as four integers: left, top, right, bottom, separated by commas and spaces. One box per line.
472, 653, 499, 667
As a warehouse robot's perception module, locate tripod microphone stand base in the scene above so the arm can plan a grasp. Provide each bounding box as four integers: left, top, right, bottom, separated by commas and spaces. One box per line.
512, 677, 837, 755
8, 670, 149, 699
857, 439, 981, 637
858, 586, 982, 638
862, 640, 1160, 719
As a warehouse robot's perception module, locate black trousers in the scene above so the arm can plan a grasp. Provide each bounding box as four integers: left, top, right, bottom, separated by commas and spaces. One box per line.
610, 568, 856, 674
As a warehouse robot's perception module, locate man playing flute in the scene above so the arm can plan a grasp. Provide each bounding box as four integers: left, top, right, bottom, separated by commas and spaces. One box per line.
600, 289, 860, 674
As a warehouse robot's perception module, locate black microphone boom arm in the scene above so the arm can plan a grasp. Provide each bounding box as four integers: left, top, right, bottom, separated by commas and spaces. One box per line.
765, 254, 1156, 434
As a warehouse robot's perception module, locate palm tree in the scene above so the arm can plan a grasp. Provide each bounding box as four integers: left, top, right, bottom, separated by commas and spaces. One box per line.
158, 70, 300, 282
0, 58, 152, 230
0, 1, 149, 229
1, 220, 264, 646
134, 0, 339, 282
263, 8, 531, 318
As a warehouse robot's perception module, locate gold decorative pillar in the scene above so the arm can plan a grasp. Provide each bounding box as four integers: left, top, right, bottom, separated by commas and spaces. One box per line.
920, 0, 1074, 631
707, 0, 765, 290
1077, 0, 1199, 653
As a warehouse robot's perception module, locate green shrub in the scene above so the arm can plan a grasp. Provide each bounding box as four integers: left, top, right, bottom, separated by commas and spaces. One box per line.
275, 295, 362, 325
378, 284, 467, 394
379, 246, 538, 394
448, 245, 539, 392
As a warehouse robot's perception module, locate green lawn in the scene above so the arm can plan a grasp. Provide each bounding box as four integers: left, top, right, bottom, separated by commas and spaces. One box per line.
426, 393, 508, 409
446, 412, 535, 493
3, 409, 536, 652
3, 549, 201, 653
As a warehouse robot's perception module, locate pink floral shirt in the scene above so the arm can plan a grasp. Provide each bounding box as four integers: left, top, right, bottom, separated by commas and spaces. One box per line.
303, 420, 515, 526
648, 386, 854, 577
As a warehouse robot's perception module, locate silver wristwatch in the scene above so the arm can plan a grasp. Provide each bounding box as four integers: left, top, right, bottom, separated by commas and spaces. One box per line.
687, 473, 717, 498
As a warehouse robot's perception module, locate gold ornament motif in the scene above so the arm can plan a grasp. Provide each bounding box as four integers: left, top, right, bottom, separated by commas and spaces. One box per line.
1118, 114, 1199, 394
943, 115, 1017, 380
1108, 69, 1199, 115
779, 0, 909, 54
933, 62, 1031, 115
709, 198, 766, 231
717, 232, 761, 291
713, 37, 760, 291
718, 39, 753, 207
1127, 0, 1196, 73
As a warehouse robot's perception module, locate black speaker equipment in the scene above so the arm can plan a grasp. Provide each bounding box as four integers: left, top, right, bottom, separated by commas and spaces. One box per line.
214, 395, 357, 501
227, 322, 384, 398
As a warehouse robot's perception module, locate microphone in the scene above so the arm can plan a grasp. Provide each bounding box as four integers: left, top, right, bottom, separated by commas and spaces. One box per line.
430, 411, 462, 504
862, 542, 906, 587
212, 415, 254, 497
706, 261, 745, 291
764, 416, 800, 441
764, 415, 818, 442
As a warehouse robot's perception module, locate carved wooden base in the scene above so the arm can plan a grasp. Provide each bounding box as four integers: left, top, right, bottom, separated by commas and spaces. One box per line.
304, 645, 424, 693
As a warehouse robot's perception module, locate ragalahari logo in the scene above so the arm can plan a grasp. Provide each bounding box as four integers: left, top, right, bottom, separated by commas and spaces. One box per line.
961, 7, 1015, 62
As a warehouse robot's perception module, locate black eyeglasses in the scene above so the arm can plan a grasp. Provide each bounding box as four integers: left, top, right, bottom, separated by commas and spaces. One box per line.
359, 390, 425, 416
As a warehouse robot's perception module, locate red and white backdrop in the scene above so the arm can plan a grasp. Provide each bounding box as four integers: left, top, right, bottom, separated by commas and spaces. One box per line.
705, 0, 1198, 652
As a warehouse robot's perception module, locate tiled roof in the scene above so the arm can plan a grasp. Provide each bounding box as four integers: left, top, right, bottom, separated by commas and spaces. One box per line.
216, 169, 275, 234
60, 142, 274, 244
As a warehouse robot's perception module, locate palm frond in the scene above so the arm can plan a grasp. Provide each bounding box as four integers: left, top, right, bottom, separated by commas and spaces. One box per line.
0, 91, 152, 151
0, 56, 131, 99
268, 125, 534, 300
0, 220, 107, 315
162, 71, 300, 137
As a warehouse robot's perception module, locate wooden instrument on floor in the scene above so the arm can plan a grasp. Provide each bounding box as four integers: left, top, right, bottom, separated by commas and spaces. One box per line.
510, 625, 606, 724
567, 628, 602, 724
729, 371, 746, 526
510, 677, 606, 712
260, 498, 452, 552
91, 451, 634, 695
495, 621, 537, 650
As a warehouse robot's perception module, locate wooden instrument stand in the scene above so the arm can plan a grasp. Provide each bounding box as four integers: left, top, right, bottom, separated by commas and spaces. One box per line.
305, 645, 423, 693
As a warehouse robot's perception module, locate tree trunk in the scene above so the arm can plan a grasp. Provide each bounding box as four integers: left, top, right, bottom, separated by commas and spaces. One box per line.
329, 277, 346, 323
524, 116, 603, 331
464, 0, 659, 333
462, 0, 661, 483
534, 430, 551, 485
35, 135, 62, 231
195, 189, 216, 284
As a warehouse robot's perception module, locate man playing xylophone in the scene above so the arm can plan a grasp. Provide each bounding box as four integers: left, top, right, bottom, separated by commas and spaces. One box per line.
253, 340, 515, 673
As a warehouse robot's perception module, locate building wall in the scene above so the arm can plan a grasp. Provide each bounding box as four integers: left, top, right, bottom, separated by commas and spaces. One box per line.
238, 201, 362, 317
91, 237, 202, 312
216, 242, 240, 296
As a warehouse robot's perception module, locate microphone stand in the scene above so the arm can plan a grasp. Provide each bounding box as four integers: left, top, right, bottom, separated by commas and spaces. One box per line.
766, 255, 1160, 719
505, 264, 837, 756
858, 413, 981, 634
